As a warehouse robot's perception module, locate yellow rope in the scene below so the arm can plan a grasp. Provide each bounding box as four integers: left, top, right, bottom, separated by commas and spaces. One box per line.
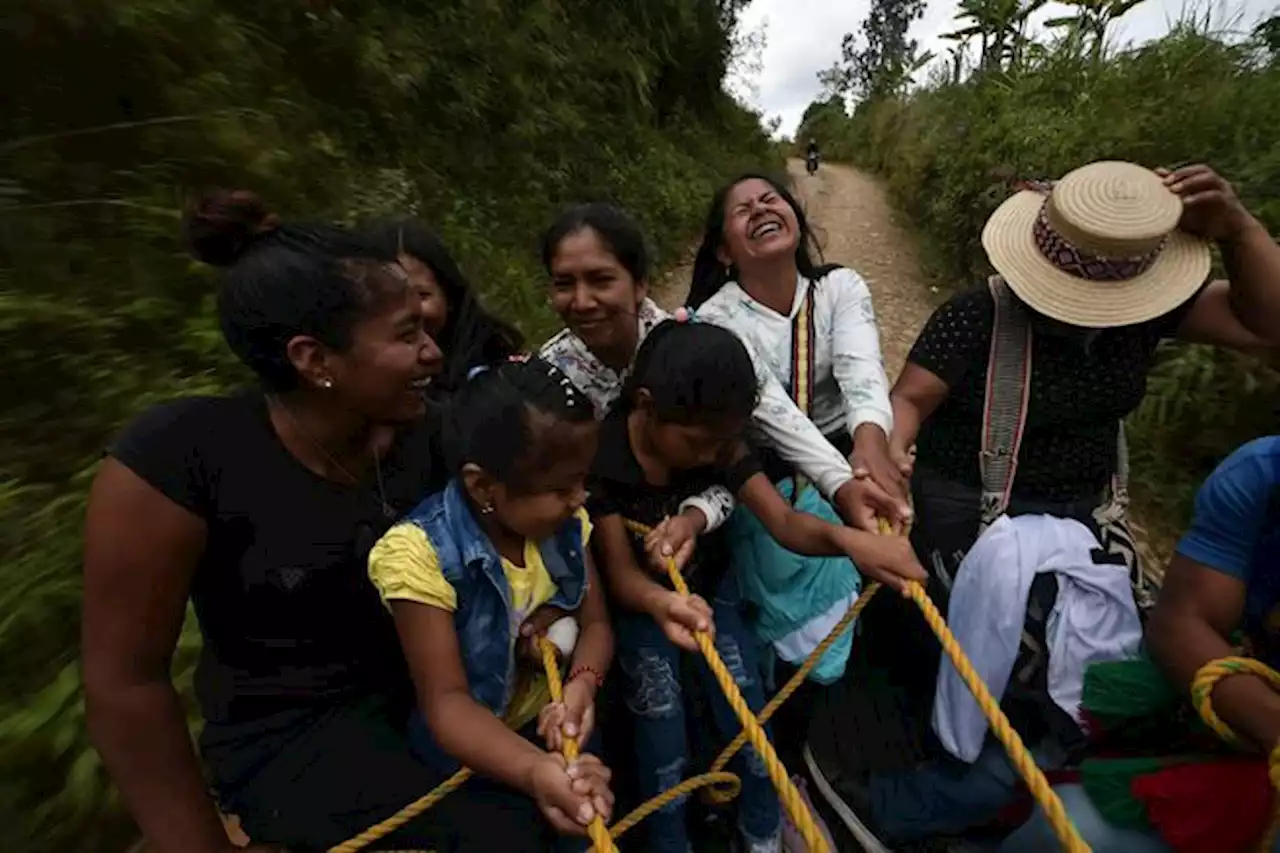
331, 514, 1092, 852
538, 639, 618, 852
620, 520, 832, 853
1191, 656, 1280, 852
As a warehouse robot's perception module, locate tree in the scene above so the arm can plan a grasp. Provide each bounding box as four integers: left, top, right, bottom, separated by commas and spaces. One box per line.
1044, 0, 1149, 65
818, 0, 929, 103
941, 0, 1049, 73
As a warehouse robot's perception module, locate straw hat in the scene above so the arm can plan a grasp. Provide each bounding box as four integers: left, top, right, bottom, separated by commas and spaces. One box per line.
982, 160, 1211, 328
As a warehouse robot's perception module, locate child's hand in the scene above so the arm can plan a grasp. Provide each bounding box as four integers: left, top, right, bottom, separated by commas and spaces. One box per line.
537, 676, 596, 752
644, 514, 700, 575
838, 528, 927, 594
529, 752, 613, 835
649, 590, 714, 652
518, 605, 574, 662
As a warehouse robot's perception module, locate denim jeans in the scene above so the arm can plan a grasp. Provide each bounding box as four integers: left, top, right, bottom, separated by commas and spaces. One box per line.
614, 576, 781, 853
867, 739, 1065, 843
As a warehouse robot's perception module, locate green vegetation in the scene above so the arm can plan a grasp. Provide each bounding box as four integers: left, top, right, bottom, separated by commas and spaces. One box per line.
800, 0, 1280, 543
0, 3, 776, 849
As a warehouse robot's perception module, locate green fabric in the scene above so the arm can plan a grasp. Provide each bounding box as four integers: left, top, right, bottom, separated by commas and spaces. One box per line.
1080, 757, 1168, 829
1082, 656, 1180, 721
1077, 654, 1244, 830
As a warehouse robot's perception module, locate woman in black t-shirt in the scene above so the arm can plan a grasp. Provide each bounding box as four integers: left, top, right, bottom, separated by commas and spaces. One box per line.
81, 191, 561, 853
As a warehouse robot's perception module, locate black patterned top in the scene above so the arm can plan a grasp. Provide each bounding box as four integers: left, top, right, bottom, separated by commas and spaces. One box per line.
587, 410, 759, 598
908, 285, 1199, 503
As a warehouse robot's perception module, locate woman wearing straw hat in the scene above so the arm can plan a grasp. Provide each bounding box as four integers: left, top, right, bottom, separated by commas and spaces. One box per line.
806, 161, 1280, 849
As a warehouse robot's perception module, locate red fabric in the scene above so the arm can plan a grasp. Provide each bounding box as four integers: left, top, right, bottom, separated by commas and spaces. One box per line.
1131, 759, 1272, 853
993, 771, 1083, 830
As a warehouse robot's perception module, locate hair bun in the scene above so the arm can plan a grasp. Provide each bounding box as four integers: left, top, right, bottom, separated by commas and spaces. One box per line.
183, 189, 280, 267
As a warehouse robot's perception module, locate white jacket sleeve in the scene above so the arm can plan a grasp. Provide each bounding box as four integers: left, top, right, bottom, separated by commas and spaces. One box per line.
827, 268, 893, 437
696, 308, 854, 501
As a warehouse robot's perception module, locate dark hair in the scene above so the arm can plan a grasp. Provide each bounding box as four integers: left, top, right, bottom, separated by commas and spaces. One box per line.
443, 356, 596, 488
540, 202, 651, 283
619, 320, 758, 425
355, 218, 523, 391
687, 172, 825, 309
182, 189, 409, 392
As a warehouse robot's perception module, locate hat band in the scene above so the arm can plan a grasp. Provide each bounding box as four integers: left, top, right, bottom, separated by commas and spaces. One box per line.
1033, 203, 1166, 282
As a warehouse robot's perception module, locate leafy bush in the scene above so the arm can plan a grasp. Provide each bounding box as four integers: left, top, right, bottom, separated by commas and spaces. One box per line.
802, 20, 1280, 543
0, 2, 777, 849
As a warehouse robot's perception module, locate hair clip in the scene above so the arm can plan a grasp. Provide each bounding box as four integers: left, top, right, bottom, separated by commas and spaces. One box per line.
466, 364, 491, 381
507, 352, 534, 364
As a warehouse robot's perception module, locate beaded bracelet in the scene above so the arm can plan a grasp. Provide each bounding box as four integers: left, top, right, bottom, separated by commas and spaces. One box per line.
567, 664, 605, 690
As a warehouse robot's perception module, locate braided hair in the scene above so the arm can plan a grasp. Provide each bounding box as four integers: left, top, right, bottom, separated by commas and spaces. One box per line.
443, 355, 595, 491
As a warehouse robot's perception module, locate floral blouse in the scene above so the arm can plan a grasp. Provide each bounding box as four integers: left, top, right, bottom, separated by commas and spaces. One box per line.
540, 298, 857, 529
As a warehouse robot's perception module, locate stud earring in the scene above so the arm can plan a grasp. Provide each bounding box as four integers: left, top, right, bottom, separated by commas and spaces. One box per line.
319, 377, 334, 389
480, 503, 495, 515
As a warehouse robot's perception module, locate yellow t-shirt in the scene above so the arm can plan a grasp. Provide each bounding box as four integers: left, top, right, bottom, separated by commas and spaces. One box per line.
368, 508, 593, 728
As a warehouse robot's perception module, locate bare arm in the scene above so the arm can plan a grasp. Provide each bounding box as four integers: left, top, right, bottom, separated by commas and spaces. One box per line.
735, 471, 926, 591
1176, 279, 1278, 353
736, 473, 845, 557
591, 513, 668, 616
82, 459, 231, 853
1147, 556, 1280, 751
889, 362, 951, 456
393, 602, 547, 790
567, 552, 613, 682
1164, 165, 1280, 346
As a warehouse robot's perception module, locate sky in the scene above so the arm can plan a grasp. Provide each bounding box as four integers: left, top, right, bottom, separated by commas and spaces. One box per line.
733, 0, 1279, 138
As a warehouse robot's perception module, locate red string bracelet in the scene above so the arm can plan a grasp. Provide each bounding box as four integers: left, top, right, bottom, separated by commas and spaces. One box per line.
567, 664, 605, 690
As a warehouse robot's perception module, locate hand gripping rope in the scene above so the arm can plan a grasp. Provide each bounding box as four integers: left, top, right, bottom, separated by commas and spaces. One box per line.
1191, 656, 1280, 852
330, 517, 1089, 853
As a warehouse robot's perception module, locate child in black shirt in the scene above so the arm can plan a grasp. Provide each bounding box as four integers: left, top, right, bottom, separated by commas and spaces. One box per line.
588, 319, 922, 853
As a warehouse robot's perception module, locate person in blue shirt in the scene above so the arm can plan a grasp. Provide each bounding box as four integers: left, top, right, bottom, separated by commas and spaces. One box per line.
1149, 434, 1280, 754
1001, 435, 1280, 853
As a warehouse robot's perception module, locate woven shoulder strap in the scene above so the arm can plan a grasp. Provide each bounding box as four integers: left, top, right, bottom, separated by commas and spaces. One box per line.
788, 282, 818, 503
980, 276, 1033, 527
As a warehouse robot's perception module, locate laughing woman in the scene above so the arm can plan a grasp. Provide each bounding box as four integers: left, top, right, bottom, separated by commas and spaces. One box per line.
684, 172, 905, 846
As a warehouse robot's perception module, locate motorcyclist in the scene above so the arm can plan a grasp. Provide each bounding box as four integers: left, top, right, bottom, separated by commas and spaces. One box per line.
806, 137, 820, 160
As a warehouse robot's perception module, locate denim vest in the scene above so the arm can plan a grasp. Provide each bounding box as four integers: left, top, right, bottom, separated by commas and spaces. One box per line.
403, 479, 588, 773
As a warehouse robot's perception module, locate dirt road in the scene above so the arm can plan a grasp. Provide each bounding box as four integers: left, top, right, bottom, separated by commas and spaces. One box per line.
656, 158, 939, 381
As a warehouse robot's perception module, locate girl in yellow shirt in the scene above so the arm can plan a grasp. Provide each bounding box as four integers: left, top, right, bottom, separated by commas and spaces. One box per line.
368, 355, 614, 851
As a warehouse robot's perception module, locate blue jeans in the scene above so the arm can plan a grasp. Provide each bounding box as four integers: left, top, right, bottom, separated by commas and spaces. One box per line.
867, 739, 1065, 843
614, 577, 781, 853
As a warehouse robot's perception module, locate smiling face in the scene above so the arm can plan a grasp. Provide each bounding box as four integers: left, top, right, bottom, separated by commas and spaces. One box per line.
717, 178, 802, 271
547, 227, 647, 359
332, 287, 443, 423
398, 253, 449, 340
470, 412, 600, 542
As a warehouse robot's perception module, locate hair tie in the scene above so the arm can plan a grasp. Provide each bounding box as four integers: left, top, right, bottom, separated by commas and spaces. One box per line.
466, 364, 491, 381
673, 306, 697, 324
